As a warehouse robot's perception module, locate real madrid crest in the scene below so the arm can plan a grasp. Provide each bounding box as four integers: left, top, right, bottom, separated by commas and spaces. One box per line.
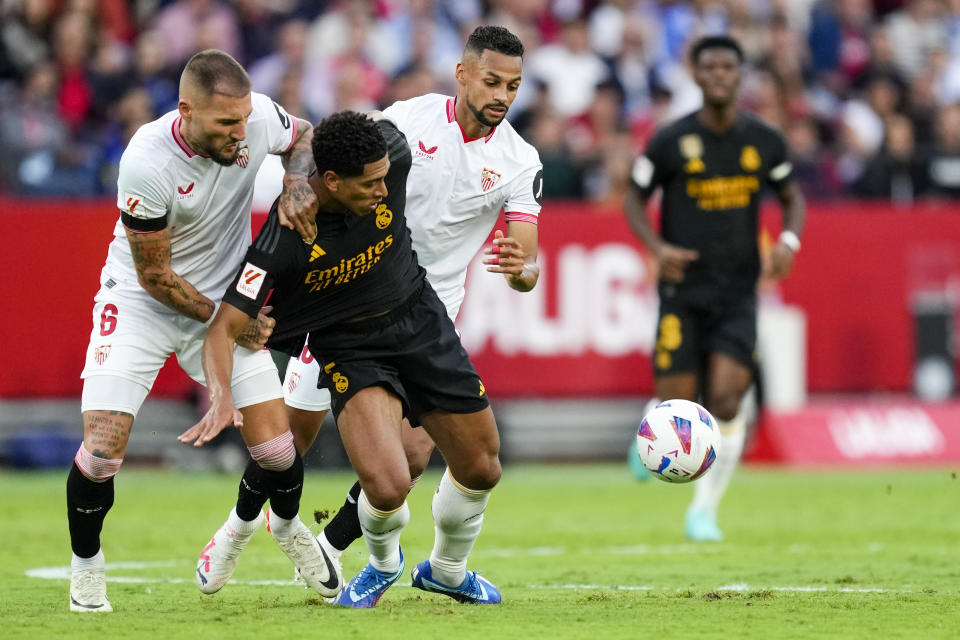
375, 203, 392, 229
740, 145, 761, 172
679, 134, 705, 173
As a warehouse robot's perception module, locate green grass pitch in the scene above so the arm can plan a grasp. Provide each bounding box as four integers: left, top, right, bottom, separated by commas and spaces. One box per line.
2, 464, 958, 639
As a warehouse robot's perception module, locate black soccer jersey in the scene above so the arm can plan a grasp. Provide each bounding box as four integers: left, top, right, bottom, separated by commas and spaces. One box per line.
631, 110, 792, 290
222, 119, 423, 353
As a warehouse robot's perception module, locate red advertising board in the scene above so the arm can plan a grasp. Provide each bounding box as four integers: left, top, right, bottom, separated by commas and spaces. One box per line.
455, 201, 960, 398
1, 198, 959, 398
748, 399, 960, 466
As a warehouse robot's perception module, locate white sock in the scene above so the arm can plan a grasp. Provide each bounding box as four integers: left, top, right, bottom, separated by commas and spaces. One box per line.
357, 491, 409, 574
317, 531, 341, 561
267, 507, 299, 539
227, 507, 262, 535
688, 414, 747, 518
72, 548, 105, 571
429, 468, 491, 587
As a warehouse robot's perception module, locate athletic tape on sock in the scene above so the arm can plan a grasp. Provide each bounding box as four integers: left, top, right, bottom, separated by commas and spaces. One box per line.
74, 445, 122, 482
248, 430, 296, 471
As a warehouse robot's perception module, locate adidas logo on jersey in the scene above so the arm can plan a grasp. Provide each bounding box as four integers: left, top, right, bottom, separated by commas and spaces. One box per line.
309, 244, 326, 262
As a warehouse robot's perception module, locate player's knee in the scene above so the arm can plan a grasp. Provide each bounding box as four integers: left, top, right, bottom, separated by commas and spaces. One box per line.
249, 430, 296, 471
457, 453, 502, 491
74, 445, 123, 482
708, 393, 741, 422
362, 473, 410, 511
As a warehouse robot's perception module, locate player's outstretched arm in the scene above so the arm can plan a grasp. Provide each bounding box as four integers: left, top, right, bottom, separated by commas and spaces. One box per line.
179, 303, 251, 447
277, 116, 319, 243
766, 180, 806, 280
125, 226, 215, 322
484, 221, 540, 292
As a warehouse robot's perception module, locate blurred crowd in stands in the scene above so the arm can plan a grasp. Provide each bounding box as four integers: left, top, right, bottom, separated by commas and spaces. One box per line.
2, 0, 960, 204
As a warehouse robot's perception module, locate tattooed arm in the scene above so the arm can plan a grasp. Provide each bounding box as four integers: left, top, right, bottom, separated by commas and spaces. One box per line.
125, 227, 215, 322
277, 116, 319, 242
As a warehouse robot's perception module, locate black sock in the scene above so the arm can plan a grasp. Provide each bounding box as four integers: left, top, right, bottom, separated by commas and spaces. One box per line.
236, 458, 268, 521
322, 480, 363, 552
66, 463, 114, 558
262, 453, 304, 520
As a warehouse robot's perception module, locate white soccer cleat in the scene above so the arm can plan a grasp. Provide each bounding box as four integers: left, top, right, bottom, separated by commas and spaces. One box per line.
69, 567, 112, 612
271, 519, 343, 599
195, 509, 264, 594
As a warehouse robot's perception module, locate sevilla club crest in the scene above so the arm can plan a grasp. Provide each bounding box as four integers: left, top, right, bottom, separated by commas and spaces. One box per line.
481, 167, 501, 192
94, 345, 112, 365
235, 145, 250, 168
287, 372, 300, 394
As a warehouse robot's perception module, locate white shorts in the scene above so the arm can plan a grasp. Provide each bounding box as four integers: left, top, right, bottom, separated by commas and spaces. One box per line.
283, 340, 332, 411
80, 288, 282, 416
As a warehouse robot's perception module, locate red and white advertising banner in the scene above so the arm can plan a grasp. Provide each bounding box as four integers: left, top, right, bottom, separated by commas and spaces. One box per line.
2, 199, 959, 398
750, 399, 960, 465
457, 209, 660, 397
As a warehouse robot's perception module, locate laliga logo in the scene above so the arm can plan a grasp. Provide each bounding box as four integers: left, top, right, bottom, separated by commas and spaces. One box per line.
375, 203, 392, 229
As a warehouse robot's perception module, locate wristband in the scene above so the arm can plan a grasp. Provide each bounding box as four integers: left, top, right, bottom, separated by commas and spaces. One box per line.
204, 300, 222, 327
779, 230, 801, 252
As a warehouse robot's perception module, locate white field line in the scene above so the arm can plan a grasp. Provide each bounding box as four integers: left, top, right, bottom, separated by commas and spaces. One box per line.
530, 584, 911, 594
27, 559, 912, 593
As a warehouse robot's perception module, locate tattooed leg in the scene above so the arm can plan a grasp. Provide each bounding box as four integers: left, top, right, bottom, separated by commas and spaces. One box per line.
67, 411, 132, 558
83, 410, 134, 460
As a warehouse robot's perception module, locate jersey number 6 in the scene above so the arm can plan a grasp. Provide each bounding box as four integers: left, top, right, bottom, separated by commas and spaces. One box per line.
99, 304, 119, 336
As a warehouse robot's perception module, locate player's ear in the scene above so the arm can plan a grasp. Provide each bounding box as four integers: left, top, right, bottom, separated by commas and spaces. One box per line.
322, 170, 341, 193
178, 99, 192, 121
455, 61, 466, 85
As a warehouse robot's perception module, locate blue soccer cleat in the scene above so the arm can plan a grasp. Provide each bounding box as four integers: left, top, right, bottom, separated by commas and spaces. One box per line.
410, 560, 501, 604
685, 510, 724, 542
333, 549, 404, 608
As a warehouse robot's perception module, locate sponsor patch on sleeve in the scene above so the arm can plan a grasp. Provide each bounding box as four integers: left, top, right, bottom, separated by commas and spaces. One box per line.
119, 192, 148, 217
236, 263, 267, 299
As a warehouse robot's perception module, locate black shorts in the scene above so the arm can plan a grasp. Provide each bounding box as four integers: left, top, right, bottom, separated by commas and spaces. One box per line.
653, 283, 757, 377
307, 282, 490, 424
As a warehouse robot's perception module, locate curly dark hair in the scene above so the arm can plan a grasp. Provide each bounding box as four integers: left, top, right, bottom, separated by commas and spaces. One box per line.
464, 25, 524, 59
311, 111, 386, 178
689, 35, 744, 65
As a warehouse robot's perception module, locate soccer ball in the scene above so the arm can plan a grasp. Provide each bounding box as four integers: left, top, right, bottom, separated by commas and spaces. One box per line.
636, 399, 719, 483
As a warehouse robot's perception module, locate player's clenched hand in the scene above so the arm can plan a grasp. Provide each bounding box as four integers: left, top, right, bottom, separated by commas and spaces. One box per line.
656, 243, 699, 283
277, 175, 318, 243
236, 305, 275, 351
765, 242, 795, 280
483, 230, 525, 275
178, 396, 243, 447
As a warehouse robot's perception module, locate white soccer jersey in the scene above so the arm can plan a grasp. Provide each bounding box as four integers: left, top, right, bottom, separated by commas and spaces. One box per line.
105, 91, 298, 307
383, 93, 542, 320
